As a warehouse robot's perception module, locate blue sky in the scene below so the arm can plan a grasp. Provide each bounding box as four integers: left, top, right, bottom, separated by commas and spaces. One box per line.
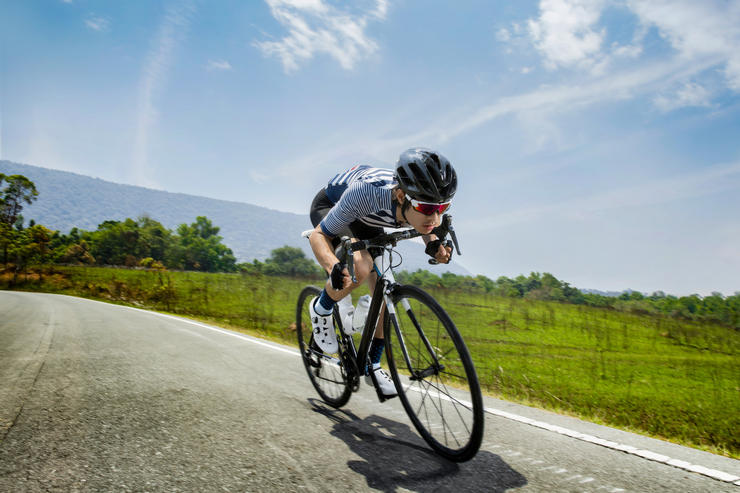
2, 0, 739, 296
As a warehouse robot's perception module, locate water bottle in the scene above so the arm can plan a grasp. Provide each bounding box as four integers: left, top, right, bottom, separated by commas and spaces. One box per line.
337, 295, 355, 334
351, 295, 372, 333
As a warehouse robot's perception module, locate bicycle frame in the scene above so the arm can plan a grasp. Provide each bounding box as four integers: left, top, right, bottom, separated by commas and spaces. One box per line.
341, 254, 442, 393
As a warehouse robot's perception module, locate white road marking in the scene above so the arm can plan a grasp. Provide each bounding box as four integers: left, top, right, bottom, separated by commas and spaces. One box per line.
72, 298, 740, 486
120, 304, 301, 358
482, 406, 739, 484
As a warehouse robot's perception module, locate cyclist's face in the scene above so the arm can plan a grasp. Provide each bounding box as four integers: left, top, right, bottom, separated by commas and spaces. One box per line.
408, 206, 442, 234
396, 190, 442, 234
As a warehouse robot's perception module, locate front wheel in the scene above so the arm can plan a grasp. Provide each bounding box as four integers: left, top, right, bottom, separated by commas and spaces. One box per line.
296, 286, 352, 408
384, 285, 484, 462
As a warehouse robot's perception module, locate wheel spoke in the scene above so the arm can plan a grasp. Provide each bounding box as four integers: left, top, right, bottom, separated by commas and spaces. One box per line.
386, 285, 483, 461
296, 286, 351, 408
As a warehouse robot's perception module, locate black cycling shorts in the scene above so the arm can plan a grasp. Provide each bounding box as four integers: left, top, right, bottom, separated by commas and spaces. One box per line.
310, 188, 384, 249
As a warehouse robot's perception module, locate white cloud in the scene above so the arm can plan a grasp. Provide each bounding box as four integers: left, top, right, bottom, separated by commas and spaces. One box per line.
371, 0, 388, 19
625, 0, 740, 91
255, 0, 388, 73
85, 14, 110, 32
206, 59, 233, 71
133, 1, 196, 188
653, 82, 712, 112
496, 27, 511, 43
611, 41, 642, 59
527, 0, 606, 72
514, 0, 740, 111
523, 1, 740, 90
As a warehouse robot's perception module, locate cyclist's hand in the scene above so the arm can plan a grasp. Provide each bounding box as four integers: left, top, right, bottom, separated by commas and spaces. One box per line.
435, 243, 452, 264
330, 262, 352, 290
426, 239, 452, 264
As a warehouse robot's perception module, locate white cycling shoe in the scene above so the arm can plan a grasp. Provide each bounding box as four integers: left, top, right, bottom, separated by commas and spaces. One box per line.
309, 297, 338, 354
366, 365, 398, 398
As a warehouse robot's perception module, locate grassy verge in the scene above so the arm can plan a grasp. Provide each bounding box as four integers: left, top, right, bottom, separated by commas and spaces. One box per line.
2, 265, 738, 458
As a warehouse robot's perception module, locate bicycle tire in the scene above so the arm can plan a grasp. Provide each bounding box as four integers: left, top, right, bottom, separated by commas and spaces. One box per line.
296, 285, 352, 408
384, 284, 484, 462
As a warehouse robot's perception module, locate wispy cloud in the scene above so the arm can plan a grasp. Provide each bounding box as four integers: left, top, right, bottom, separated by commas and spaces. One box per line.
437, 57, 717, 145
85, 14, 110, 32
255, 0, 388, 73
206, 59, 232, 71
265, 54, 722, 188
132, 1, 196, 188
258, 61, 672, 186
653, 81, 713, 112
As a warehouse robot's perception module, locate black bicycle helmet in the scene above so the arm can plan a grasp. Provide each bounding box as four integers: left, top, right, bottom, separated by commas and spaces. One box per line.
395, 148, 457, 203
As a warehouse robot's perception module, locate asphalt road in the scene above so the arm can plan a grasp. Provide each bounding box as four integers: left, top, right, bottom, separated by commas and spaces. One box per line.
1, 291, 739, 492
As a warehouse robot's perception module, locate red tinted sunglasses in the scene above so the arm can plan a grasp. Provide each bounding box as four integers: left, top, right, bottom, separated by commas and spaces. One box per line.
408, 197, 452, 215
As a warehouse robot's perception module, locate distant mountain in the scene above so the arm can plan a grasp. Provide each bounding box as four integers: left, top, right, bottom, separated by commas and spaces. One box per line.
0, 160, 471, 275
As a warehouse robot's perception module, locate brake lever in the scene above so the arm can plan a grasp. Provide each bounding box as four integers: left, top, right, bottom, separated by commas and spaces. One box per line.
343, 237, 357, 284
436, 214, 461, 256
448, 224, 461, 255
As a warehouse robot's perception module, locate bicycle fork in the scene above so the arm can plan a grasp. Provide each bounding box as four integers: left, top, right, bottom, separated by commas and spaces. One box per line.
382, 272, 445, 381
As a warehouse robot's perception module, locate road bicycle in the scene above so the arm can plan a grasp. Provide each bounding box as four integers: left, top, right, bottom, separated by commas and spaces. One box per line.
296, 215, 484, 462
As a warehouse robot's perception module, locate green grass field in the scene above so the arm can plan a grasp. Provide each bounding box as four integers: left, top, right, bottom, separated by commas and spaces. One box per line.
3, 265, 738, 458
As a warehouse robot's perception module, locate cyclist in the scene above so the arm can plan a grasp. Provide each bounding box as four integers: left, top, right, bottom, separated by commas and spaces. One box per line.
308, 148, 457, 398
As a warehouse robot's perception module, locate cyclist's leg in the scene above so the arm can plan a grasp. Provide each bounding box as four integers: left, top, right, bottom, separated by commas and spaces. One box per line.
362, 255, 397, 397
308, 190, 374, 351
308, 189, 351, 352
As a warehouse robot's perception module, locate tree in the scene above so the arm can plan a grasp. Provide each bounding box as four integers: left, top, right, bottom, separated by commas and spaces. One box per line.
262, 246, 321, 277
0, 174, 39, 227
59, 240, 96, 265
0, 221, 18, 266
172, 216, 236, 272
89, 219, 140, 266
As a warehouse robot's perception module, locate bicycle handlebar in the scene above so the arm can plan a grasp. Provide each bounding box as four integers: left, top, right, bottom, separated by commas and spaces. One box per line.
336, 214, 461, 282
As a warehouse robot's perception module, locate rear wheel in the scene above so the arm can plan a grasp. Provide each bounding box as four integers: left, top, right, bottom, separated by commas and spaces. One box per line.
296, 286, 352, 408
384, 285, 484, 462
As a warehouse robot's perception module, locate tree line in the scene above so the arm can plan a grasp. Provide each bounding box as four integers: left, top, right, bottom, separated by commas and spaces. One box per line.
3, 173, 737, 327
0, 173, 321, 277
396, 269, 740, 328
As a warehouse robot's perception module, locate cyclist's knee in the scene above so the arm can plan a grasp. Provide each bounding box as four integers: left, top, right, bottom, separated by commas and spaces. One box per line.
352, 252, 373, 285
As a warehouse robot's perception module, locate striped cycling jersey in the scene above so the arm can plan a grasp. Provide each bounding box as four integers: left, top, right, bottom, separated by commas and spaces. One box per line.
320, 165, 403, 237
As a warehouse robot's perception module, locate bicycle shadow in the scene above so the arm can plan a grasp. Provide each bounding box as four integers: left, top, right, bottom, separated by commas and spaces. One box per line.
309, 399, 527, 493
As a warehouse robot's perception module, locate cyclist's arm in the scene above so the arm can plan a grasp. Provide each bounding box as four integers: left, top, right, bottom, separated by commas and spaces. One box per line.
311, 181, 377, 273
309, 225, 340, 275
